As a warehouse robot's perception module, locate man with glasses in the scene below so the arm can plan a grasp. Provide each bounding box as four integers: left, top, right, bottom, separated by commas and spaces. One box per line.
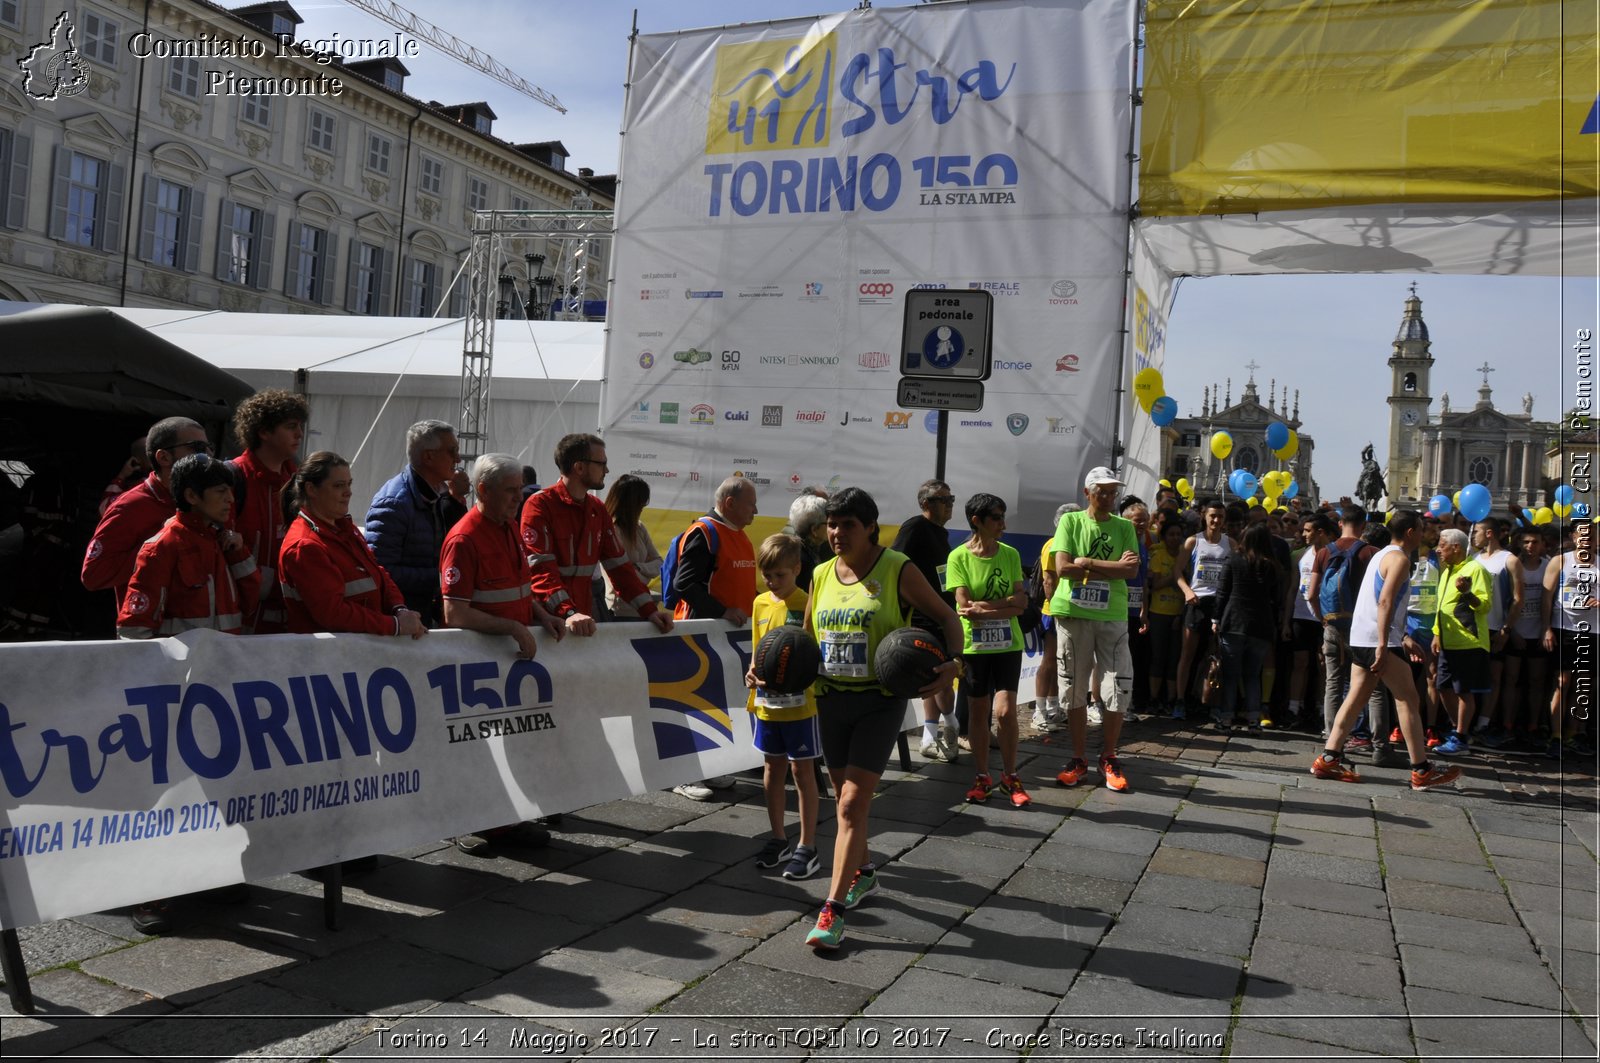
364, 420, 466, 627
82, 416, 213, 611
522, 433, 672, 637
892, 479, 962, 762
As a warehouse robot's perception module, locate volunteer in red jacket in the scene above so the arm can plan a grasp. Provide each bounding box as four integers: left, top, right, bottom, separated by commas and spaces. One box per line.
521, 433, 672, 637
83, 416, 213, 610
228, 388, 307, 632
117, 454, 261, 638
278, 451, 425, 638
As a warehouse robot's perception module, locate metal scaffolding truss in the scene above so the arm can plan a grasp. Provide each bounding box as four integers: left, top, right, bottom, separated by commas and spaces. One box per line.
459, 208, 613, 462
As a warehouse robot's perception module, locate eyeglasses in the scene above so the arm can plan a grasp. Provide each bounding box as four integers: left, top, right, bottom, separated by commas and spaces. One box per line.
165, 439, 212, 454
582, 456, 609, 471
929, 495, 955, 505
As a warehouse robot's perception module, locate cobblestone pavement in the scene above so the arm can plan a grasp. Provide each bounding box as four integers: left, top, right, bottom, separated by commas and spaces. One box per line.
5, 716, 1597, 1061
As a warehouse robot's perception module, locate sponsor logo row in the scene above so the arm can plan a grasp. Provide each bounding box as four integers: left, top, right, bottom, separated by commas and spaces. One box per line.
625, 402, 1076, 436
637, 349, 1082, 374
638, 277, 1084, 307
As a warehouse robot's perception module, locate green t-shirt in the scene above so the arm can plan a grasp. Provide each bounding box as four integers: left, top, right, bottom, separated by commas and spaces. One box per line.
1047, 510, 1140, 622
945, 541, 1024, 655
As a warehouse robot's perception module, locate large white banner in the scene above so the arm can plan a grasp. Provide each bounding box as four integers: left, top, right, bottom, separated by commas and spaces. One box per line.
602, 1, 1136, 539
0, 623, 772, 928
1121, 228, 1179, 499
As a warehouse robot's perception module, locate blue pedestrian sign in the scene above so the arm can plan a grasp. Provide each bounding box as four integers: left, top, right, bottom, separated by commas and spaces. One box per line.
900, 289, 993, 381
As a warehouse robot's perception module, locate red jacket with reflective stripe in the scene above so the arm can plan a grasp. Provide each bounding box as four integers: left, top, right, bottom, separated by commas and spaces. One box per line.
229, 450, 296, 632
117, 512, 261, 638
82, 472, 177, 608
279, 510, 406, 635
519, 479, 658, 620
440, 506, 534, 623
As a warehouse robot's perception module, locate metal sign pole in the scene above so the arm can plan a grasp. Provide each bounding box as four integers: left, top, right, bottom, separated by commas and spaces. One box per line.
935, 410, 949, 481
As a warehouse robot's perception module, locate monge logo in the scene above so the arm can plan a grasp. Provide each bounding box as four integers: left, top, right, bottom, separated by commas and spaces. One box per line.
629, 634, 747, 758
707, 31, 837, 154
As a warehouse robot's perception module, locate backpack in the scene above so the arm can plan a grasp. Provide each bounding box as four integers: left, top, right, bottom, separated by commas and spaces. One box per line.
1019, 559, 1046, 635
1318, 539, 1367, 630
660, 516, 720, 609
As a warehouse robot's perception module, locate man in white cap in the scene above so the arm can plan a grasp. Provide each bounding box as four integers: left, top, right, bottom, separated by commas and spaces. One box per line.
1048, 466, 1142, 792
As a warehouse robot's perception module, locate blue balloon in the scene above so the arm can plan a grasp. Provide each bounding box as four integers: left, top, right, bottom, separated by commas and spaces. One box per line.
1150, 395, 1178, 427
1554, 484, 1575, 506
1521, 508, 1535, 526
1283, 478, 1299, 500
1458, 483, 1492, 523
1265, 421, 1289, 450
1233, 471, 1258, 499
1228, 469, 1247, 495
1428, 494, 1453, 517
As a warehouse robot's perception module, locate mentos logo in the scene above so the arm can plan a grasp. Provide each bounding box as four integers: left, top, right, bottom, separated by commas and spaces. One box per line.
630, 633, 750, 759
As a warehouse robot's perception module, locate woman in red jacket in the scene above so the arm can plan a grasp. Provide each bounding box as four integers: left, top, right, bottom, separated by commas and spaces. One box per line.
278, 452, 426, 638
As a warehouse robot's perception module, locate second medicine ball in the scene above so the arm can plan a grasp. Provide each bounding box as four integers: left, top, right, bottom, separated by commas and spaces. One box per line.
752, 626, 821, 695
873, 627, 950, 698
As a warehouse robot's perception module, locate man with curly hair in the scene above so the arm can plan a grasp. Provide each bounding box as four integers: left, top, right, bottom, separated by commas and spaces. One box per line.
230, 388, 308, 632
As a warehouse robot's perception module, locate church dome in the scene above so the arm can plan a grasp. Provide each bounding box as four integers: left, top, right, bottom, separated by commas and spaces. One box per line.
1395, 293, 1429, 344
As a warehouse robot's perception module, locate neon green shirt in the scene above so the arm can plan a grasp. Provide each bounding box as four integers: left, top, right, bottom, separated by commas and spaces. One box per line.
945, 541, 1024, 654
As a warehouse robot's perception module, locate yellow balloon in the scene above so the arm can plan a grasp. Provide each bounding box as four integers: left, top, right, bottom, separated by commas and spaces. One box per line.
1263, 497, 1279, 513
1535, 506, 1554, 525
1175, 477, 1191, 496
1159, 479, 1172, 489
1275, 430, 1299, 460
1133, 368, 1165, 413
1247, 496, 1261, 508
1452, 490, 1461, 511
1210, 431, 1233, 459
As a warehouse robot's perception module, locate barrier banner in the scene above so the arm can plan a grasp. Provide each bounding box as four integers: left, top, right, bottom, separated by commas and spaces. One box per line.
1141, 0, 1599, 216
602, 0, 1136, 539
0, 623, 770, 929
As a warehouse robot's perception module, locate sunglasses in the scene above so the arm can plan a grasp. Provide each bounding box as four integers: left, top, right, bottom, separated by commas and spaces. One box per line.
165, 439, 212, 454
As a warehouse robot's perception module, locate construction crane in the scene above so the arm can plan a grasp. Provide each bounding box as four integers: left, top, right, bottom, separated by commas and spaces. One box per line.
339, 0, 567, 113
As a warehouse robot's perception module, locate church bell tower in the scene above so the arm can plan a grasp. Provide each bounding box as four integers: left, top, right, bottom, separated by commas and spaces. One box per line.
1386, 285, 1434, 504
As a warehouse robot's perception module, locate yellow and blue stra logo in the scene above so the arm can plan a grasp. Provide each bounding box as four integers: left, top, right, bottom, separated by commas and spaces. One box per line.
706, 31, 836, 154
631, 633, 747, 758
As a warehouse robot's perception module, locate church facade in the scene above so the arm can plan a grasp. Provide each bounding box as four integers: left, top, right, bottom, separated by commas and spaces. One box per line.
1159, 371, 1319, 505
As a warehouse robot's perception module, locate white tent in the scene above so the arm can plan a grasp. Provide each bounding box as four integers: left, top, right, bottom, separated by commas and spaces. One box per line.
0, 302, 604, 485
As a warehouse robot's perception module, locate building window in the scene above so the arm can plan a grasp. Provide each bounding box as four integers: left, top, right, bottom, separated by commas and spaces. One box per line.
1235, 446, 1260, 474
0, 130, 30, 231
241, 93, 272, 128
366, 133, 391, 175
307, 110, 337, 154
286, 222, 334, 303
1180, 431, 1201, 449
404, 257, 437, 316
347, 240, 388, 314
383, 68, 404, 91
510, 194, 531, 212
137, 176, 204, 271
270, 13, 295, 36
0, 1, 19, 28
1468, 456, 1494, 487
55, 150, 115, 248
419, 156, 444, 196
1403, 372, 1417, 392
167, 55, 201, 98
467, 176, 489, 212
81, 10, 119, 65
473, 113, 493, 135
215, 199, 275, 288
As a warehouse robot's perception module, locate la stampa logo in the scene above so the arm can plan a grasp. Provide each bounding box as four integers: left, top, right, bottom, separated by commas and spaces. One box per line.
19, 11, 91, 101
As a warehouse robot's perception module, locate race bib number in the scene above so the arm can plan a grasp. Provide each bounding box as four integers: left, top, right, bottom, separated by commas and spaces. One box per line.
1561, 583, 1590, 611
757, 690, 808, 710
819, 630, 869, 677
1521, 588, 1543, 620
1071, 580, 1111, 611
1410, 583, 1438, 615
1126, 585, 1144, 610
1195, 560, 1224, 588
936, 563, 948, 590
972, 618, 1015, 650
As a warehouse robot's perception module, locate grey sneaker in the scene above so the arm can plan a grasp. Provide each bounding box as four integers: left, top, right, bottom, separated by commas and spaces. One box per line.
936, 723, 960, 763
756, 836, 795, 868
781, 845, 821, 880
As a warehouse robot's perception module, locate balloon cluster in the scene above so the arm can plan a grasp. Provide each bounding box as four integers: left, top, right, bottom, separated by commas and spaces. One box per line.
1134, 368, 1178, 426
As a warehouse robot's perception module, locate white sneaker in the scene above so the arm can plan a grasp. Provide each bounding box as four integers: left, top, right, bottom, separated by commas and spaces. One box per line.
1086, 704, 1103, 726
937, 723, 960, 763
919, 736, 941, 760
672, 782, 714, 801
1030, 709, 1050, 731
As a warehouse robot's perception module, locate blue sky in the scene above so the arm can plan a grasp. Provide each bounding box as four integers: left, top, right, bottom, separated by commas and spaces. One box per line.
296, 0, 1593, 500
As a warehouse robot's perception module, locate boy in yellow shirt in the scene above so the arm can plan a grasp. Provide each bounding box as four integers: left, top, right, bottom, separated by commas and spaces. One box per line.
744, 533, 823, 880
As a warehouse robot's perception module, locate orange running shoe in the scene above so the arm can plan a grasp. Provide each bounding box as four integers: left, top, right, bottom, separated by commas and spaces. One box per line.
965, 774, 993, 803
1100, 756, 1129, 792
1389, 727, 1402, 744
1410, 763, 1462, 790
1311, 752, 1361, 782
998, 773, 1032, 808
1055, 758, 1089, 787
1426, 729, 1442, 749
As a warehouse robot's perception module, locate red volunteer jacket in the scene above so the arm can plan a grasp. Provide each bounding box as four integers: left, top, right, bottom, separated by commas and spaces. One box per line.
279, 510, 407, 635
229, 450, 297, 632
441, 507, 535, 623
82, 472, 177, 609
519, 479, 658, 620
116, 512, 261, 638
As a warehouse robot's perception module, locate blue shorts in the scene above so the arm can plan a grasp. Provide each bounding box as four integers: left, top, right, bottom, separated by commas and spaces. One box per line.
754, 715, 823, 761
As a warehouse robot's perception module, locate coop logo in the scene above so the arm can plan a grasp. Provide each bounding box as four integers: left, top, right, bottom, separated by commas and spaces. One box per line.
794, 410, 827, 423
1049, 279, 1079, 306
762, 405, 783, 426
630, 633, 748, 759
858, 282, 895, 305
884, 411, 911, 429
628, 402, 651, 423
859, 351, 890, 369
1046, 417, 1077, 435
685, 289, 724, 299
659, 402, 679, 425
1055, 353, 1080, 373
724, 410, 750, 422
689, 403, 716, 425
969, 281, 1020, 296
638, 351, 655, 370
18, 12, 91, 101
705, 32, 838, 154
640, 288, 669, 300
1006, 413, 1029, 436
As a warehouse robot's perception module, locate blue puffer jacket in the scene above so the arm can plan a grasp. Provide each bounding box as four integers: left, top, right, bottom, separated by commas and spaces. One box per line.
362, 464, 463, 624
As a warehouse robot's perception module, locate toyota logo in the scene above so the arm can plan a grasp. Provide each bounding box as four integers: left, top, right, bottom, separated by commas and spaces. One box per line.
1051, 279, 1078, 299
859, 283, 895, 297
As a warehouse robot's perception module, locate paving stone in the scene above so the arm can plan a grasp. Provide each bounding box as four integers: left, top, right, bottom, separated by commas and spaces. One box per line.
820, 966, 1059, 1059
1381, 852, 1499, 891
1519, 909, 1600, 955
107, 980, 375, 1060
1068, 789, 1181, 831
1505, 877, 1597, 915
1026, 844, 1149, 883
1385, 878, 1518, 924
0, 968, 172, 1057
489, 872, 667, 925
997, 868, 1134, 913
1270, 824, 1380, 862
561, 843, 724, 894
1268, 847, 1382, 888
740, 922, 918, 990
1405, 986, 1586, 1059
544, 818, 650, 857
1235, 1015, 1414, 1059
1227, 1026, 1386, 1058
1389, 907, 1537, 955
335, 1004, 583, 1062
838, 891, 967, 946
897, 836, 1033, 879
1398, 943, 1565, 1008
1492, 853, 1600, 888
398, 899, 591, 971
1239, 979, 1400, 1016
1481, 831, 1599, 864
862, 793, 961, 829
1103, 900, 1256, 958
416, 837, 589, 879
646, 883, 812, 940
1127, 872, 1261, 920
1051, 972, 1230, 1058
1247, 933, 1403, 1002
17, 918, 131, 974
704, 852, 835, 908
657, 961, 872, 1034
463, 949, 684, 1036
1078, 938, 1244, 1000
1146, 846, 1265, 888
571, 797, 705, 834
935, 802, 1062, 851
1255, 902, 1397, 958
1160, 816, 1274, 861
1550, 946, 1599, 996
1043, 818, 1162, 857
1374, 827, 1488, 863
1469, 810, 1569, 840
1276, 808, 1376, 837
877, 859, 1008, 910
336, 859, 506, 917
561, 913, 757, 982
919, 897, 1108, 993
269, 938, 495, 1015
78, 931, 299, 1004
